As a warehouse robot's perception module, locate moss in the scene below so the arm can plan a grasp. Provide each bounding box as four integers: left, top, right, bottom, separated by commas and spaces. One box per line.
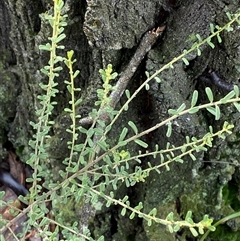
144, 203, 180, 241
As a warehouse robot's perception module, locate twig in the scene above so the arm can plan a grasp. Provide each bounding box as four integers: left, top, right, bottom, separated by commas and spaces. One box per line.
79, 26, 166, 125
109, 26, 166, 108
198, 69, 234, 91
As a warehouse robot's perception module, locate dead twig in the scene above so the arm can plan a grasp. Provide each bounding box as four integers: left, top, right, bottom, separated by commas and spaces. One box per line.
198, 69, 234, 91
79, 26, 166, 125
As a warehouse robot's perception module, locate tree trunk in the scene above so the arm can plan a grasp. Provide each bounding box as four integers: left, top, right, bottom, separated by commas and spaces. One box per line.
0, 0, 240, 240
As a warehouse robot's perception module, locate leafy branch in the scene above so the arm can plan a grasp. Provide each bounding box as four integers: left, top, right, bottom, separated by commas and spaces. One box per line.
73, 183, 216, 238
27, 0, 67, 197
63, 50, 81, 178
102, 9, 240, 138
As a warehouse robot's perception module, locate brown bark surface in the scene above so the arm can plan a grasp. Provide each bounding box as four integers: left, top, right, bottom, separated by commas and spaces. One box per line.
0, 0, 240, 240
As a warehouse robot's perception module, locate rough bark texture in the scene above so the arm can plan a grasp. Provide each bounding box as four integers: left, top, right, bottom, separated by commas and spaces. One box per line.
0, 0, 240, 240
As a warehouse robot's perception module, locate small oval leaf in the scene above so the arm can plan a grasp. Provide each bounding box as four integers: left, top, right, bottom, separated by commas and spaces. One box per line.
128, 121, 138, 134
205, 87, 213, 102
191, 90, 198, 107
134, 139, 148, 148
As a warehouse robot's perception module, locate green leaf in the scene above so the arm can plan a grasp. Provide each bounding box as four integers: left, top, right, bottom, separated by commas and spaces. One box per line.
94, 127, 104, 136
79, 126, 88, 134
87, 128, 95, 137
191, 90, 198, 107
190, 227, 198, 237
166, 123, 172, 137
64, 108, 72, 113
188, 107, 199, 114
168, 109, 178, 115
73, 70, 80, 78
168, 225, 174, 233
128, 121, 138, 134
134, 139, 148, 148
56, 45, 65, 49
210, 23, 215, 33
135, 202, 143, 211
206, 106, 216, 116
0, 191, 5, 198
217, 33, 222, 43
234, 85, 239, 97
119, 127, 128, 142
198, 227, 204, 235
182, 57, 189, 65
40, 68, 49, 76
97, 119, 106, 128
122, 195, 129, 202
96, 236, 105, 241
64, 80, 71, 85
87, 137, 94, 147
149, 208, 157, 216
67, 50, 74, 61
118, 141, 128, 147
43, 65, 50, 70
197, 48, 201, 56
121, 208, 126, 216
57, 27, 65, 34
208, 125, 213, 134
106, 200, 112, 207
56, 33, 66, 43
59, 20, 68, 27
145, 71, 150, 78
175, 157, 183, 163
147, 219, 152, 226
196, 34, 202, 42
189, 153, 196, 161
145, 83, 150, 90
97, 140, 108, 151
226, 12, 232, 20
154, 76, 161, 83
125, 89, 131, 99
75, 98, 82, 106
225, 25, 233, 32
207, 225, 216, 232
205, 87, 213, 102
129, 212, 135, 219
173, 225, 180, 232
166, 212, 174, 221
176, 103, 186, 113
220, 90, 235, 103
110, 72, 118, 79
215, 105, 221, 120
53, 66, 63, 72
207, 38, 215, 48
39, 43, 51, 51
233, 102, 240, 112
185, 210, 192, 220
67, 85, 72, 94
125, 178, 130, 187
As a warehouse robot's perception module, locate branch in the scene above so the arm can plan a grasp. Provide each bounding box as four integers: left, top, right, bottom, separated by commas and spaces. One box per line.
79, 26, 166, 125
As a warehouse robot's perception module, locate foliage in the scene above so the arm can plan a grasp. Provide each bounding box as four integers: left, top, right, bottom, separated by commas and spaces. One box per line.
1, 0, 240, 240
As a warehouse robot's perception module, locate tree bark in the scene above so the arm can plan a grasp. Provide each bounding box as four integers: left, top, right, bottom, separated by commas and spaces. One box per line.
0, 0, 240, 240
